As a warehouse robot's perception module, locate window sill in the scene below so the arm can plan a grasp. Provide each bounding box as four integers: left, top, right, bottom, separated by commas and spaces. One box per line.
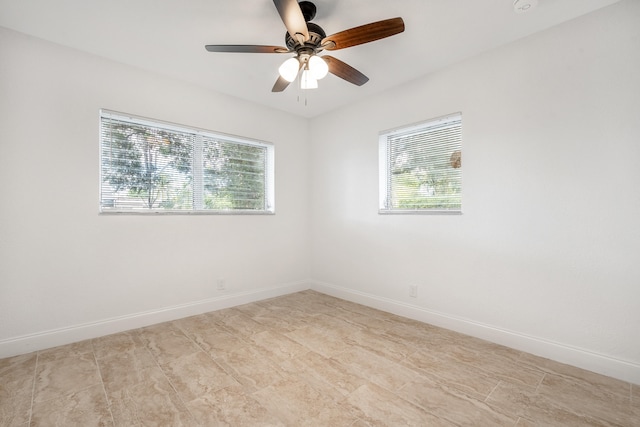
99, 210, 275, 216
378, 209, 462, 215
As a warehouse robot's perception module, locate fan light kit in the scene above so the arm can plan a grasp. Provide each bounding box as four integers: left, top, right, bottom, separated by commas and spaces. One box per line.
278, 58, 300, 82
205, 0, 405, 92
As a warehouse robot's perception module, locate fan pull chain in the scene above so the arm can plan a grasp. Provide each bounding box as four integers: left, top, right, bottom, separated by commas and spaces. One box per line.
295, 74, 307, 107
293, 71, 310, 107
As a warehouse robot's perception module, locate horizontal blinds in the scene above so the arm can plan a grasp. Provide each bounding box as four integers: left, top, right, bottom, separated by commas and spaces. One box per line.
100, 116, 194, 211
201, 136, 267, 210
383, 113, 462, 211
100, 111, 273, 213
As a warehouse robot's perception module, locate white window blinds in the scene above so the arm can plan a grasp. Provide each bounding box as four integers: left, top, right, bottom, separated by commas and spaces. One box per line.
100, 110, 274, 214
379, 113, 462, 213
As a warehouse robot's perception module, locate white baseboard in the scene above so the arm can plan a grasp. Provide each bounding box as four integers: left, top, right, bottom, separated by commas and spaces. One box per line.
0, 281, 309, 359
310, 280, 640, 385
4, 279, 638, 385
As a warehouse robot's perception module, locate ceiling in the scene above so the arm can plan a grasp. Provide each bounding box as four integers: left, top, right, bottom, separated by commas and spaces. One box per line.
0, 0, 621, 118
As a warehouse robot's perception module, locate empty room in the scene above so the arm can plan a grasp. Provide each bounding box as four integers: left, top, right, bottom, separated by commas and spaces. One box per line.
1, 0, 639, 425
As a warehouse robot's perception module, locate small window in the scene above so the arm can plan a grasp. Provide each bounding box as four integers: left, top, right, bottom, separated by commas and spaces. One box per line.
379, 113, 462, 214
100, 110, 274, 214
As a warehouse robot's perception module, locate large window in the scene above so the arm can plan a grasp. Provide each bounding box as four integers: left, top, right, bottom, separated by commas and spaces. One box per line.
100, 110, 274, 214
379, 113, 462, 214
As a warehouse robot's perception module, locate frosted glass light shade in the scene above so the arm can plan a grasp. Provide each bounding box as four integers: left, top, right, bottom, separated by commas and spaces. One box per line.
308, 55, 329, 80
278, 58, 300, 82
300, 69, 318, 89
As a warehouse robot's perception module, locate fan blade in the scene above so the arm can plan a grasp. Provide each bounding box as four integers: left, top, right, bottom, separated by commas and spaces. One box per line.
322, 17, 404, 51
272, 76, 291, 92
205, 45, 289, 53
273, 0, 309, 43
323, 56, 369, 86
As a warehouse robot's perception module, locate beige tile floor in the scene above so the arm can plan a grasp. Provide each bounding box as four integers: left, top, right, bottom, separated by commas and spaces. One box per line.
1, 290, 638, 426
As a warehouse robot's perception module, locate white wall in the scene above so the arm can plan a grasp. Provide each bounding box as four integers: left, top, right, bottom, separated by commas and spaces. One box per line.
0, 28, 310, 355
309, 0, 640, 382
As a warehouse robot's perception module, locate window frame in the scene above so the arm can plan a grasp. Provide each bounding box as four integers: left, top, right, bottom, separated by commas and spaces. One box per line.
99, 110, 275, 215
378, 112, 462, 215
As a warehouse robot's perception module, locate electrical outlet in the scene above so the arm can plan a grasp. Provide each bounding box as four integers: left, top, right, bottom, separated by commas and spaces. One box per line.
217, 278, 226, 291
409, 284, 418, 298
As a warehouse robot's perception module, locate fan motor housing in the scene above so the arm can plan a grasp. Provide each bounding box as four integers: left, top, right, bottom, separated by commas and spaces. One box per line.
285, 22, 326, 51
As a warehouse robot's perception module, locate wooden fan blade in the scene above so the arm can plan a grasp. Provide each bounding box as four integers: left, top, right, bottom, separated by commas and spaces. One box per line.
272, 76, 291, 92
272, 0, 309, 43
323, 56, 369, 86
205, 45, 289, 53
322, 17, 404, 51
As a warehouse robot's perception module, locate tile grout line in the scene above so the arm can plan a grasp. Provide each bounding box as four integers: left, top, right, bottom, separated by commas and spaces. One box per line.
191, 316, 306, 424
484, 380, 502, 403
92, 342, 116, 427
145, 329, 202, 424
177, 320, 246, 392
514, 416, 534, 426
28, 351, 39, 426
176, 318, 250, 388
534, 373, 546, 393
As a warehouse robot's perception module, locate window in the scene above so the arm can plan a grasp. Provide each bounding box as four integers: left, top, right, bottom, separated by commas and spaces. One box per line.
379, 113, 462, 214
100, 110, 274, 214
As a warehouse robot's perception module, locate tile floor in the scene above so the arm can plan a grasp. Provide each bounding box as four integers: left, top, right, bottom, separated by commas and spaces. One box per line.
1, 290, 638, 426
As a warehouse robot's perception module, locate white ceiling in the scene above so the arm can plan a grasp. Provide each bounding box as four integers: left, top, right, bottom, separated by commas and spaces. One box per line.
0, 0, 621, 118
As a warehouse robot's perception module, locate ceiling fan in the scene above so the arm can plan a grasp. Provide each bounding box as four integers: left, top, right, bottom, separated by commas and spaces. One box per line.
205, 0, 405, 92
